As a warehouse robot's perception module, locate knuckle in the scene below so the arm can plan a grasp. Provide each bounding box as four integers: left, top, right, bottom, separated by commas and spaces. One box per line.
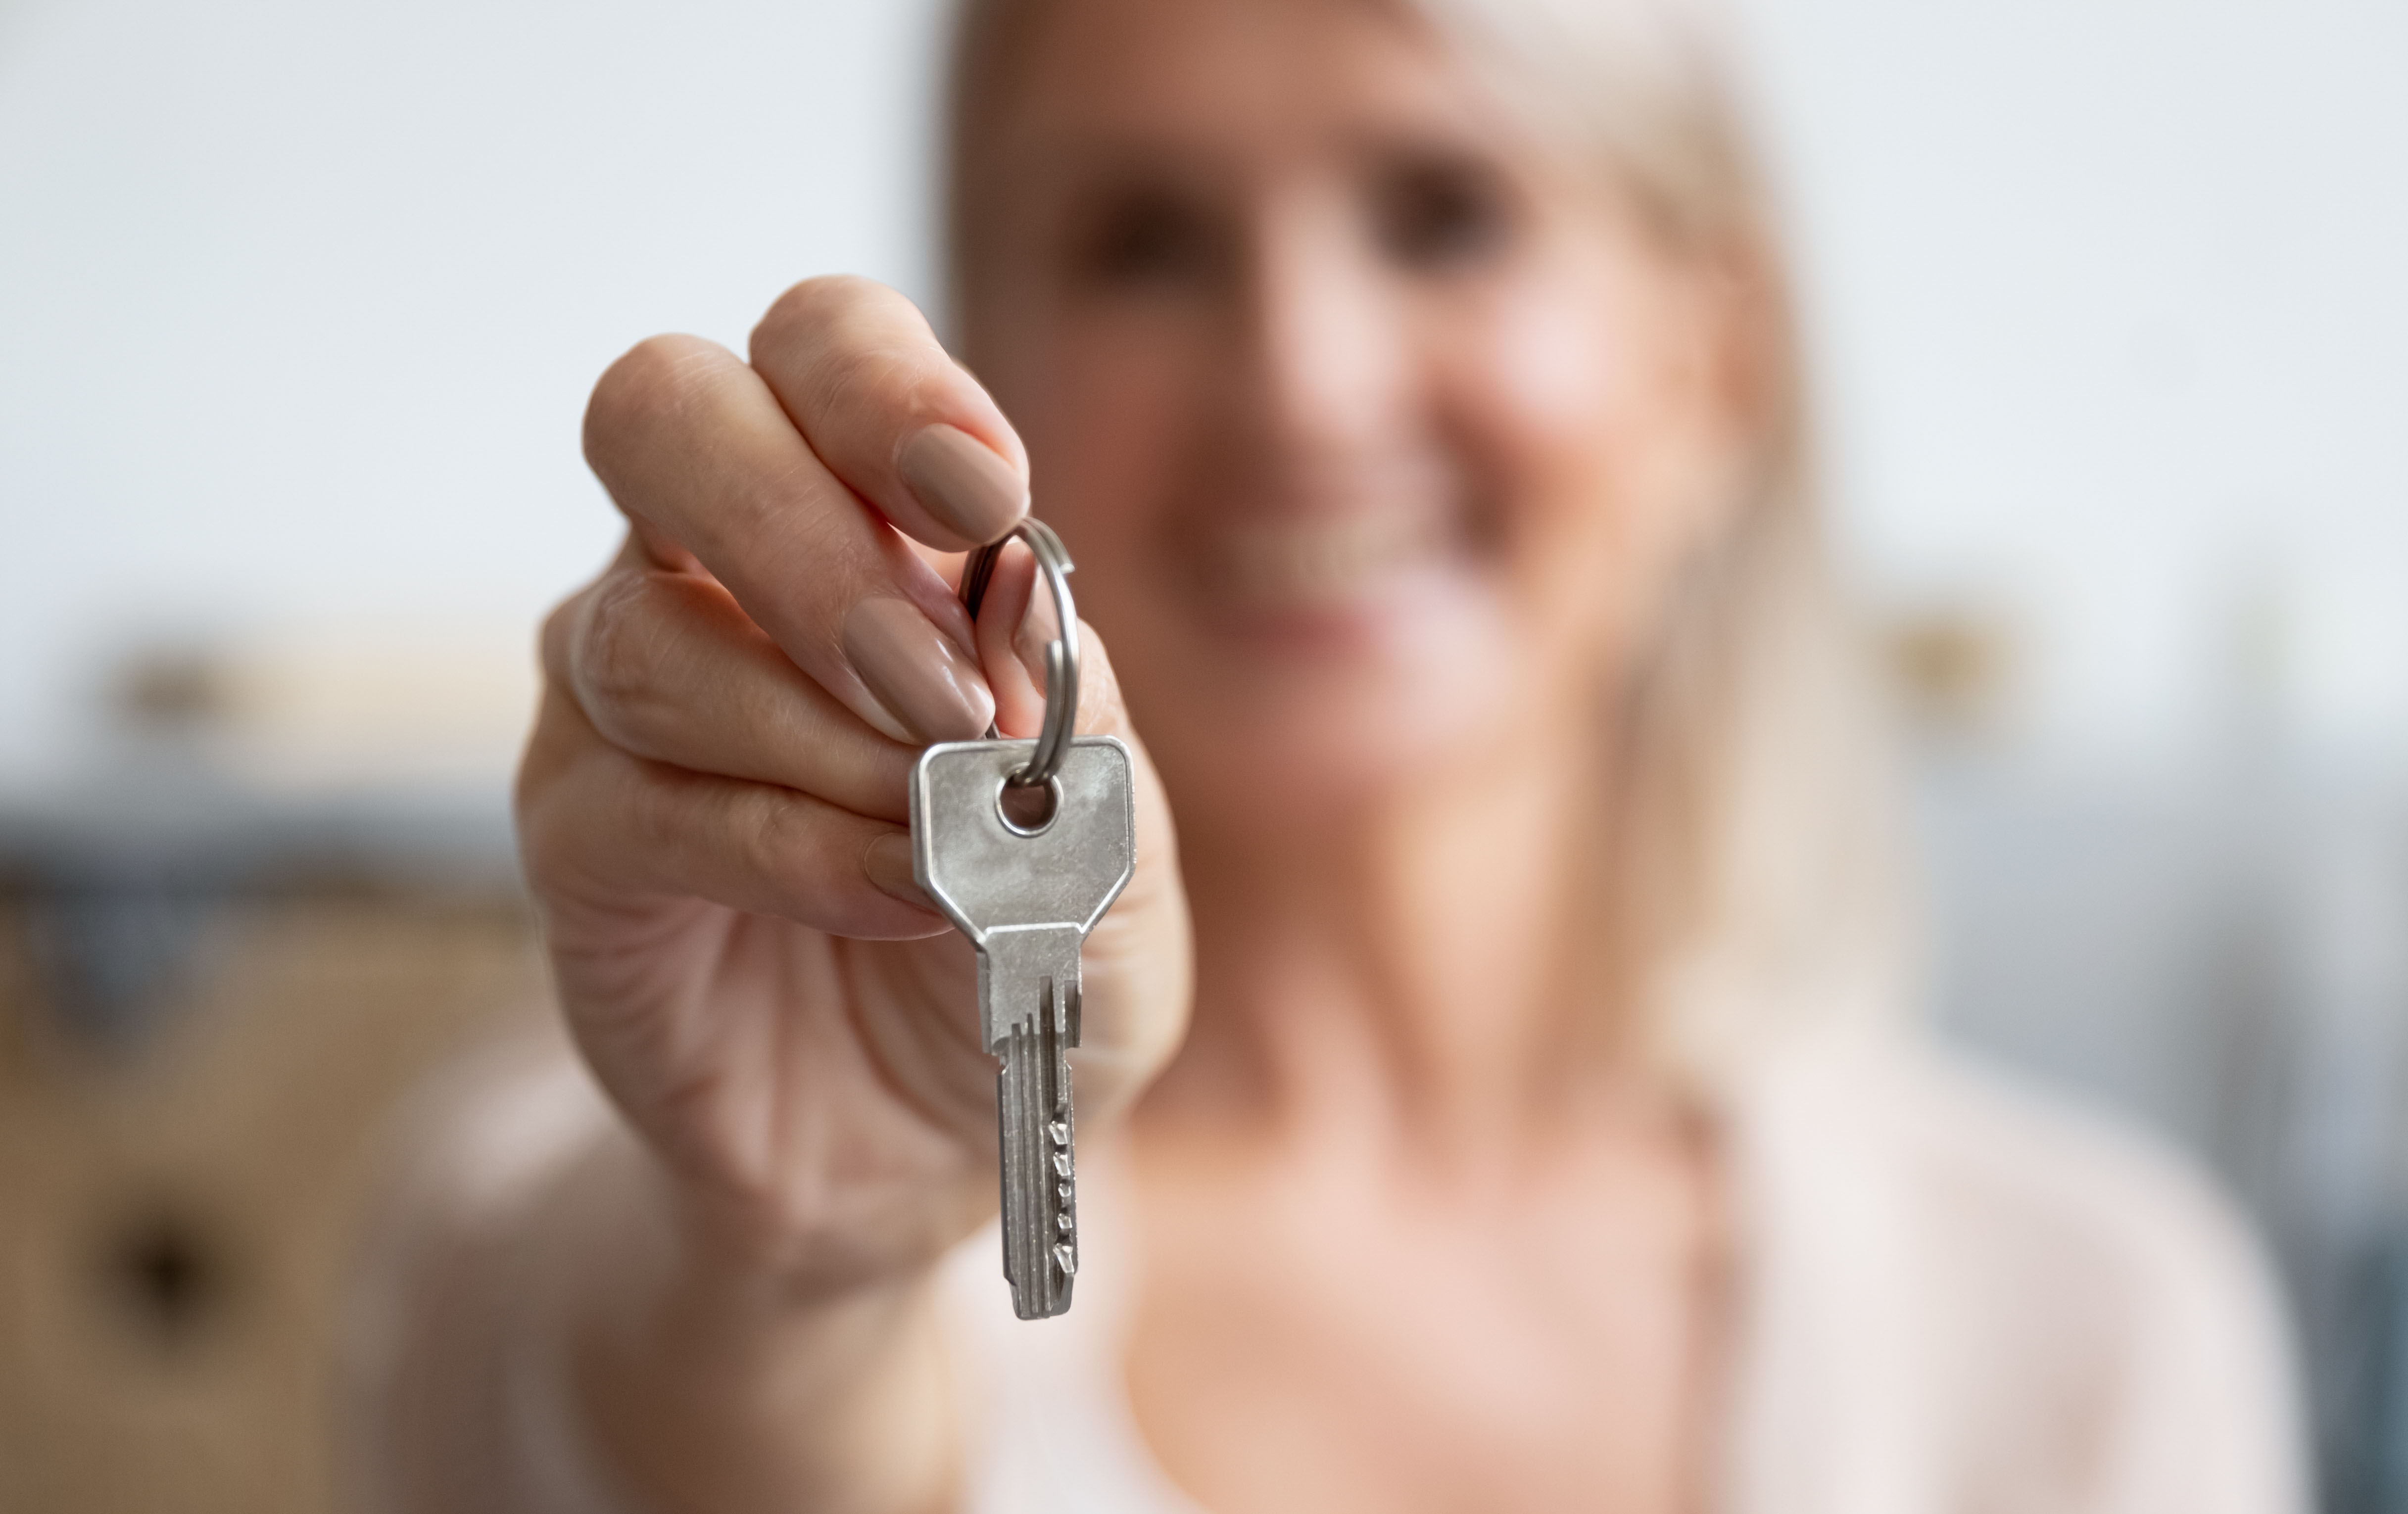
756, 278, 947, 426
571, 571, 678, 731
537, 591, 588, 688
584, 333, 727, 470
746, 792, 848, 916
741, 791, 813, 894
758, 274, 903, 349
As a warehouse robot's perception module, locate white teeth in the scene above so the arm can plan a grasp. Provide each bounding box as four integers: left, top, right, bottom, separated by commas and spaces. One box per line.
1213, 514, 1442, 611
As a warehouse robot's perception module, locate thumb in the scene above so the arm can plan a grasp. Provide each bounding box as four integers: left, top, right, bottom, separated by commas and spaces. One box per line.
970, 540, 1090, 740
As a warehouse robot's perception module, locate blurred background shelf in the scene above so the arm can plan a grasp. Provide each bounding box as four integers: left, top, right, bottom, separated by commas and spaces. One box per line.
0, 777, 542, 1514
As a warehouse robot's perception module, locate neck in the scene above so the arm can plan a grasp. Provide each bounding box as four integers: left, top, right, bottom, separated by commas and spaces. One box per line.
1142, 709, 1644, 1166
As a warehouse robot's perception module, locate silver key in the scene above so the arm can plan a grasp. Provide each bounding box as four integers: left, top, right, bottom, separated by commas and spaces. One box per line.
909, 517, 1133, 1319
913, 735, 1135, 1318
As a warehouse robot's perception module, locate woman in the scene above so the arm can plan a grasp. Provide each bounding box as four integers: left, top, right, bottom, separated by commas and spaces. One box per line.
353, 0, 2308, 1509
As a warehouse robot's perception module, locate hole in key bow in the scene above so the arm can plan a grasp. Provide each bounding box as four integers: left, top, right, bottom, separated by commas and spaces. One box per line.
996, 775, 1061, 836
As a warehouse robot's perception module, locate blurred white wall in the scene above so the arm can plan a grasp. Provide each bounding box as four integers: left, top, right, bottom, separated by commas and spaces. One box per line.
1, 0, 2404, 794
1735, 0, 2408, 757
0, 0, 950, 792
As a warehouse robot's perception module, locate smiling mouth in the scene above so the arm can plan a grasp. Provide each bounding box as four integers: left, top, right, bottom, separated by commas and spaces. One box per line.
1197, 510, 1455, 618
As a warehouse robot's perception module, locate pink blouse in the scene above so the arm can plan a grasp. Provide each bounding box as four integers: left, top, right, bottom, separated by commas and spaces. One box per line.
344, 1028, 2310, 1514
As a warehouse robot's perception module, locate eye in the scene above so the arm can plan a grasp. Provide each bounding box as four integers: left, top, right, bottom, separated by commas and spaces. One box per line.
1066, 185, 1227, 293
1371, 156, 1518, 273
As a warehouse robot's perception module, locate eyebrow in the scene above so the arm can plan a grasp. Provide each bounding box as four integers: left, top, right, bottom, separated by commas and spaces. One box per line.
986, 117, 1529, 199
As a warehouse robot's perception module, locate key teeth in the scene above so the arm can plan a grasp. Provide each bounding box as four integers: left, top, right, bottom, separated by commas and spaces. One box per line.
996, 984, 1080, 1320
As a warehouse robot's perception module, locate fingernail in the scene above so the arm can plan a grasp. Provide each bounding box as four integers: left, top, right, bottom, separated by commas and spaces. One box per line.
898, 424, 1027, 545
841, 596, 995, 743
863, 831, 932, 909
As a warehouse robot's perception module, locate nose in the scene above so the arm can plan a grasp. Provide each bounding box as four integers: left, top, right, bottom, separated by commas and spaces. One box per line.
1224, 190, 1412, 468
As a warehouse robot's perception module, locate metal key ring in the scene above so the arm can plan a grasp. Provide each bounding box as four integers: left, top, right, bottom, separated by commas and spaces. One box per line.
959, 517, 1079, 787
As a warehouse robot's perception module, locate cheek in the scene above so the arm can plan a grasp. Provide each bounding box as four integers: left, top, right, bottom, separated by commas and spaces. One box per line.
1445, 271, 1724, 679
1470, 279, 1632, 448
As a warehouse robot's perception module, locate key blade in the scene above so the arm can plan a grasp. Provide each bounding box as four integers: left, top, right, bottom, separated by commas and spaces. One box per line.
992, 956, 1080, 1319
910, 736, 1135, 947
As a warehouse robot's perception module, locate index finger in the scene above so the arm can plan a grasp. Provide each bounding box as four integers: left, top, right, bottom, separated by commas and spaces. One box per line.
750, 276, 1030, 553
582, 336, 994, 746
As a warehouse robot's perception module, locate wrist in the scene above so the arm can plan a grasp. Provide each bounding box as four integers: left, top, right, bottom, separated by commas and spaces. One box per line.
645, 1148, 993, 1318
546, 1129, 963, 1512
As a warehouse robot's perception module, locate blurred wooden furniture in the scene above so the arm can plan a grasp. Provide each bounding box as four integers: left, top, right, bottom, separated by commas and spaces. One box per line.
0, 785, 543, 1514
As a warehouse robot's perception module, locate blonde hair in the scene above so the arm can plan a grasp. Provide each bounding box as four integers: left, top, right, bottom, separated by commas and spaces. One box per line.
942, 0, 1910, 1085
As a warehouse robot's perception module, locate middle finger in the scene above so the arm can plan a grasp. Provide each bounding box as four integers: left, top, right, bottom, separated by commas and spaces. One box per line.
545, 551, 919, 823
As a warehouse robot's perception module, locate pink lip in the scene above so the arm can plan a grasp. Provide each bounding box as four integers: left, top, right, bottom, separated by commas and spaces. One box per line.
1184, 551, 1474, 660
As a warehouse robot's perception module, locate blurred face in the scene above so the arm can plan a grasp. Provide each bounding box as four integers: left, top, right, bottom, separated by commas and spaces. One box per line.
963, 0, 1755, 826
